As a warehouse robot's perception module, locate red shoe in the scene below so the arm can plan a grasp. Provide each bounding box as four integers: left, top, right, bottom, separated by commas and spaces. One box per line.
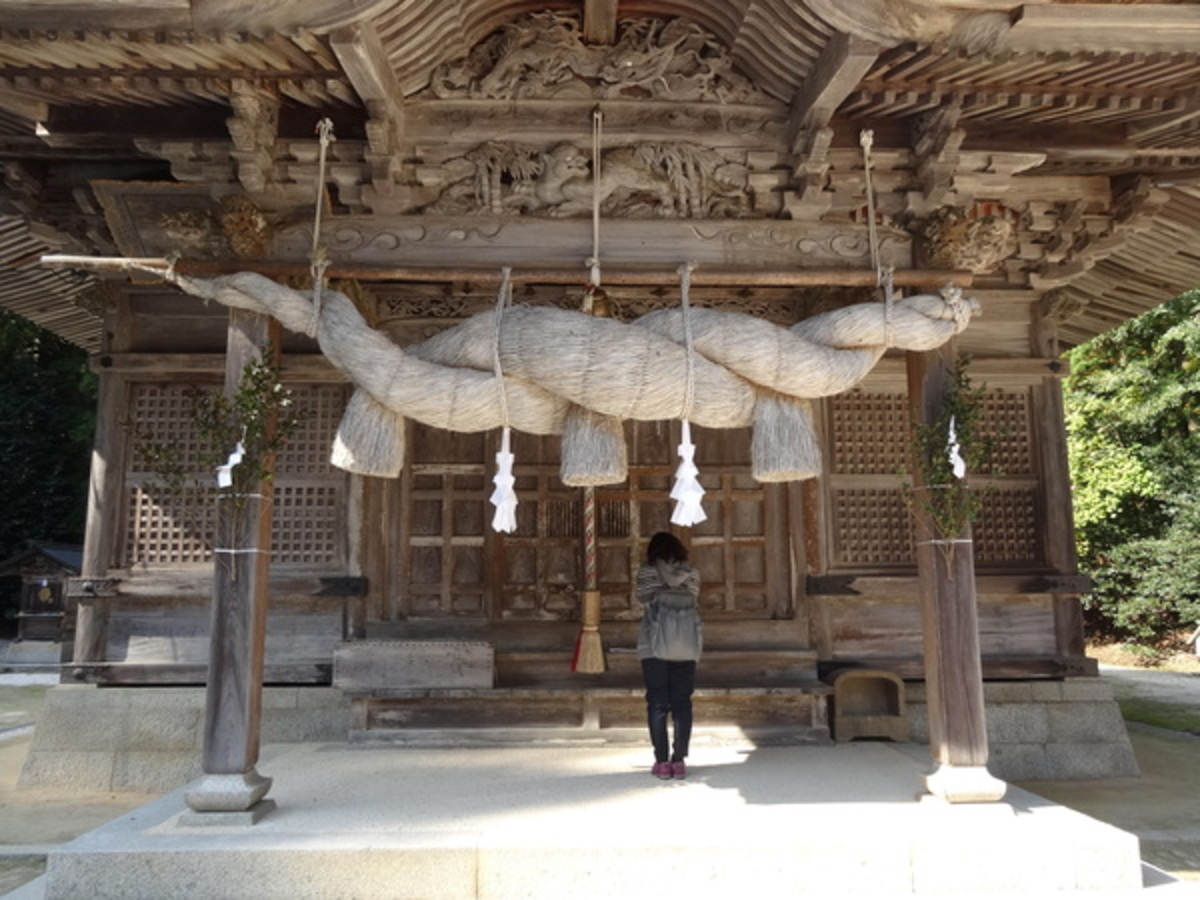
670, 761, 687, 779
651, 762, 672, 779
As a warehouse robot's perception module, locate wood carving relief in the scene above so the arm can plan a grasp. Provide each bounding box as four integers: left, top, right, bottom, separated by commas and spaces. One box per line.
420, 141, 750, 219
428, 12, 767, 104
913, 203, 1019, 274
153, 196, 273, 260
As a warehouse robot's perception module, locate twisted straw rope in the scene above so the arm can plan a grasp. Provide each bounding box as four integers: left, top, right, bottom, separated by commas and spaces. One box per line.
168, 270, 979, 477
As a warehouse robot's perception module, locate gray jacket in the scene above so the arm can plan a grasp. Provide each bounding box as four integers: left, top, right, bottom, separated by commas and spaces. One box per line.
636, 559, 701, 660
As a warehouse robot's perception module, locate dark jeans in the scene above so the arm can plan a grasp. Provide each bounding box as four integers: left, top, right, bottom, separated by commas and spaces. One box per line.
641, 657, 696, 763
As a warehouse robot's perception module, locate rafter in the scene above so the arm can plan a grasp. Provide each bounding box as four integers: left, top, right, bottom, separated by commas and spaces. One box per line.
583, 0, 618, 45
329, 22, 408, 214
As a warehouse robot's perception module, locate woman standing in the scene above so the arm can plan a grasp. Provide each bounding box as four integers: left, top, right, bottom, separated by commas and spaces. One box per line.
636, 531, 703, 779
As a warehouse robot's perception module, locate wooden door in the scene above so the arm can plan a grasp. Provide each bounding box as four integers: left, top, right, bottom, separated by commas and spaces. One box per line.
392, 421, 791, 624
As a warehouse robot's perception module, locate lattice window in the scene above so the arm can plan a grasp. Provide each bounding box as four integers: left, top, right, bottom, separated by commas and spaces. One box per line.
127, 485, 217, 564
980, 390, 1033, 476
826, 386, 1040, 571
274, 484, 344, 564
123, 381, 347, 568
276, 386, 349, 474
831, 488, 913, 566
129, 384, 216, 471
829, 391, 909, 475
974, 487, 1040, 564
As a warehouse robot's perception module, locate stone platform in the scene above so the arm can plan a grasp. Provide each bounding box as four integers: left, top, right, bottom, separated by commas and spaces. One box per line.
35, 740, 1167, 900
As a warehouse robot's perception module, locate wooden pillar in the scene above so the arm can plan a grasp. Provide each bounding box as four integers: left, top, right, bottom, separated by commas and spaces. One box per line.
183, 309, 280, 824
1032, 315, 1088, 664
70, 370, 127, 676
907, 342, 1006, 803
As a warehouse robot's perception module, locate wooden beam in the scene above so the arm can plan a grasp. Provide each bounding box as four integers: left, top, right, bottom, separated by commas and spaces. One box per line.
583, 0, 619, 45
76, 662, 332, 686
329, 22, 406, 212
329, 22, 403, 108
93, 352, 343, 380
84, 569, 367, 599
962, 122, 1132, 158
1007, 4, 1200, 53
0, 88, 46, 125
42, 254, 975, 288
44, 103, 232, 143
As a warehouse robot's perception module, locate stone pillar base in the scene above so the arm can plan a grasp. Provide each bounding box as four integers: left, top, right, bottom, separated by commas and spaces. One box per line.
924, 763, 1007, 803
179, 799, 276, 827
184, 769, 273, 820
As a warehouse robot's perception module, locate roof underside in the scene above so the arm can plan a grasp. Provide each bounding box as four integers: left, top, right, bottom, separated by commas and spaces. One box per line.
1, 0, 1199, 351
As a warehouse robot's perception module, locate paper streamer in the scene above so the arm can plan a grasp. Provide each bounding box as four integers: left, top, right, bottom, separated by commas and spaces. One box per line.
491, 426, 518, 533
216, 440, 245, 489
947, 415, 967, 480
670, 420, 706, 526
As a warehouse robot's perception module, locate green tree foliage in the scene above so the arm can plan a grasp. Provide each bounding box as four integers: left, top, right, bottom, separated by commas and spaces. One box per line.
1065, 288, 1200, 643
0, 310, 96, 559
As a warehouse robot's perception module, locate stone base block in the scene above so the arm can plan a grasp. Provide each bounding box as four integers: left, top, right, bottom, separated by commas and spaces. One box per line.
905, 677, 1139, 781
19, 686, 350, 793
333, 641, 494, 691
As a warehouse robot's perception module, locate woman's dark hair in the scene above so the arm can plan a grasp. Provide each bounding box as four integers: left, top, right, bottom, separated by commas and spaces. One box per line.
646, 531, 688, 564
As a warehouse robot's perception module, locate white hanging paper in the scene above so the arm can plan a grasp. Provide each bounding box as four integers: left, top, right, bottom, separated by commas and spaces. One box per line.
216, 441, 245, 489
490, 426, 518, 533
947, 415, 967, 480
670, 420, 706, 527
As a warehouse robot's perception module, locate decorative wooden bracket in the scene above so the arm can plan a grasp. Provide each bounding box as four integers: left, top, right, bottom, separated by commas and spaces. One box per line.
1031, 175, 1170, 289
910, 100, 965, 213
330, 22, 409, 214
784, 33, 878, 221
226, 80, 281, 197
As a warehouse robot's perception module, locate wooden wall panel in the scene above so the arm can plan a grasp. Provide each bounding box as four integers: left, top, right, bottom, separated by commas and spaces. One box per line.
816, 594, 1058, 664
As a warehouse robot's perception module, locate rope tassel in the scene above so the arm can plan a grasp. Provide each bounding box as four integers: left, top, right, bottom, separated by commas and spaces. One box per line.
669, 263, 706, 527
490, 425, 518, 533
671, 420, 706, 526
489, 268, 518, 533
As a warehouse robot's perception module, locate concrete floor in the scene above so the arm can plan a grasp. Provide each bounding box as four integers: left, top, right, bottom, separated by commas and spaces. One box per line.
1, 667, 1199, 898
16, 741, 1175, 899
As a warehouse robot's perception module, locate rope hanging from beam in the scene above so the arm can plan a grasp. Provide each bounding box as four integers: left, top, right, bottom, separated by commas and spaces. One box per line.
306, 118, 335, 338
148, 268, 978, 487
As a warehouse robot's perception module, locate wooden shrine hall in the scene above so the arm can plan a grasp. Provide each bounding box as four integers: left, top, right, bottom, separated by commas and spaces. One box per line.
3, 0, 1200, 820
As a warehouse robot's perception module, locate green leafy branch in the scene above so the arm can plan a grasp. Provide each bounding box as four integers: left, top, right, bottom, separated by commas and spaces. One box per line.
902, 354, 994, 572
132, 346, 306, 546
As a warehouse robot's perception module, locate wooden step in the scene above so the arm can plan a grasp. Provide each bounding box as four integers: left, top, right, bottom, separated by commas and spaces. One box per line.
349, 684, 832, 748
497, 647, 820, 689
